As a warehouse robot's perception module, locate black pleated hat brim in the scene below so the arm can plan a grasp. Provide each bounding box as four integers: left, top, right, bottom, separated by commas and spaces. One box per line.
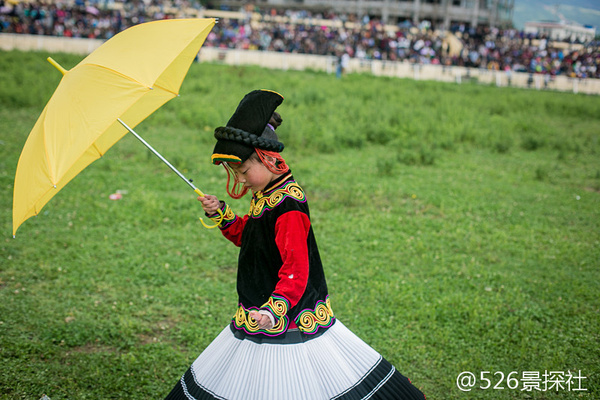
211, 140, 255, 165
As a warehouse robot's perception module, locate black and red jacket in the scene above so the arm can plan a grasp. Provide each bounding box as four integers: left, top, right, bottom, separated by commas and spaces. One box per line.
211, 172, 334, 339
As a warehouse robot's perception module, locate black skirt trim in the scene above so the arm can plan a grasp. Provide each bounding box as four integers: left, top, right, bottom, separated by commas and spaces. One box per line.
332, 356, 425, 400
164, 368, 223, 400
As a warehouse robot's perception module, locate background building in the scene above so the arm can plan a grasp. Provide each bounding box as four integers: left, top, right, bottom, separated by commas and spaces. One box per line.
215, 0, 515, 30
524, 20, 596, 43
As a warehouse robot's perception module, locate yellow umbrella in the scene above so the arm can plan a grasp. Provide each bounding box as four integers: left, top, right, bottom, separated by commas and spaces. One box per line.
13, 18, 218, 236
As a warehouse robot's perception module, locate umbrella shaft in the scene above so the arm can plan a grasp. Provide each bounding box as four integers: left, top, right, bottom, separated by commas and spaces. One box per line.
117, 118, 204, 196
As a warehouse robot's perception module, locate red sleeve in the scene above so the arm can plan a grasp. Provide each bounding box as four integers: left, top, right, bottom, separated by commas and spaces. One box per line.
209, 202, 247, 247
272, 210, 311, 309
220, 214, 247, 247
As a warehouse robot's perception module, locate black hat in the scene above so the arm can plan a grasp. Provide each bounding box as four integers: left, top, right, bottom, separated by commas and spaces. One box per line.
211, 90, 284, 165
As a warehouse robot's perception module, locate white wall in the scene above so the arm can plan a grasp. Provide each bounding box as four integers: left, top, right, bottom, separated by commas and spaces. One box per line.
1, 33, 599, 95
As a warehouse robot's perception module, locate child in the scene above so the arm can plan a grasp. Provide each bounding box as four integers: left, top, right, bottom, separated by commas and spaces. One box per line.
164, 90, 426, 400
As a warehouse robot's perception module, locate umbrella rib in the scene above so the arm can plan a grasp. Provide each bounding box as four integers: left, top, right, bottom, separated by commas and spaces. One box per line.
92, 143, 104, 157
85, 63, 179, 95
85, 63, 153, 90
152, 83, 179, 96
42, 116, 58, 186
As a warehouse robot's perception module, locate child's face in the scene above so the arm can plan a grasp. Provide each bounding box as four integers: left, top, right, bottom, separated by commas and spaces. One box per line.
230, 156, 278, 193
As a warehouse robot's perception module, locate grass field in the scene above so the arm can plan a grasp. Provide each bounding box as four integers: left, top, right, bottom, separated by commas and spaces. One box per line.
1, 50, 599, 399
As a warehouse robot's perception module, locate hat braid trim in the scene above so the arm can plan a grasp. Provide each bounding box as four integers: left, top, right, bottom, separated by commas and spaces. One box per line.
214, 126, 284, 152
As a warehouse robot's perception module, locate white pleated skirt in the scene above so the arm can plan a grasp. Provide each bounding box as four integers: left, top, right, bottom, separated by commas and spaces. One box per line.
165, 319, 425, 400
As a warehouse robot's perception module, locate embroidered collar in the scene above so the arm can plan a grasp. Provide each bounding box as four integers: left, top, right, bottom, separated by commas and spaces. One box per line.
249, 172, 305, 218
255, 171, 293, 198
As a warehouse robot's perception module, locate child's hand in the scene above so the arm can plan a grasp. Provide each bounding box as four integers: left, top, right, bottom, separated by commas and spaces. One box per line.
249, 310, 274, 330
197, 194, 220, 215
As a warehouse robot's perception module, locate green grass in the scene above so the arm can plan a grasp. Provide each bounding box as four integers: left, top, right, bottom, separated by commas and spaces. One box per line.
1, 49, 599, 399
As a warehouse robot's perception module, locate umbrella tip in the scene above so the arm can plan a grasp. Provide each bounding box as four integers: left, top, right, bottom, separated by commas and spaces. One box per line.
47, 57, 68, 76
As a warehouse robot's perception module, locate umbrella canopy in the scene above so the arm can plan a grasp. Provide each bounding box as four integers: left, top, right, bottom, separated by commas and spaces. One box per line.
12, 18, 215, 236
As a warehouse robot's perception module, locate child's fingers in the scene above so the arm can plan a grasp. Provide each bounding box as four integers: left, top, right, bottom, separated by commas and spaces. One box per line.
249, 310, 260, 321
257, 315, 271, 329
198, 195, 219, 208
196, 195, 220, 215
249, 311, 263, 323
249, 311, 273, 329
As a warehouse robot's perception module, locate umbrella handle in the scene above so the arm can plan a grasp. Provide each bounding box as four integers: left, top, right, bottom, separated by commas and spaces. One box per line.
195, 188, 224, 229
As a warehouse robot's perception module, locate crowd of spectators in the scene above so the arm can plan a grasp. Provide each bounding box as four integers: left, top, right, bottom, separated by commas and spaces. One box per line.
1, 0, 598, 79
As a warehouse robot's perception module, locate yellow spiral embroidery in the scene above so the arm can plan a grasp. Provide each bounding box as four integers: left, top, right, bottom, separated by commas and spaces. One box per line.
296, 297, 335, 334
211, 203, 236, 228
249, 181, 306, 218
261, 295, 289, 319
232, 304, 288, 336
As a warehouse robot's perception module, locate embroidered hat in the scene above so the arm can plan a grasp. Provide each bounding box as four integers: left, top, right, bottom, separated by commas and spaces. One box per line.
211, 90, 284, 165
